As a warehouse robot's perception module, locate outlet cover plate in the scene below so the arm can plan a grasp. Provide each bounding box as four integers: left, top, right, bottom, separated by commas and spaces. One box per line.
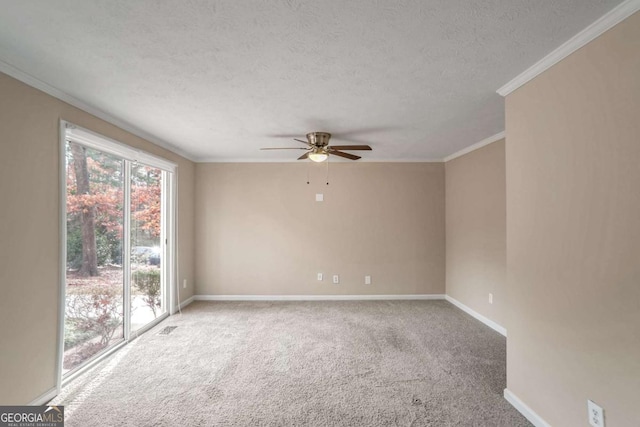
587, 400, 604, 427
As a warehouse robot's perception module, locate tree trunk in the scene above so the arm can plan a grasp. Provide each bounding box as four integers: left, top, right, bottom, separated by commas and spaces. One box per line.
70, 142, 99, 276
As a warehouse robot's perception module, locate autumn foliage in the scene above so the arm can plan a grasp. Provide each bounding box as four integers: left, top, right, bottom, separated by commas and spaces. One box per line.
66, 143, 162, 270
131, 180, 161, 238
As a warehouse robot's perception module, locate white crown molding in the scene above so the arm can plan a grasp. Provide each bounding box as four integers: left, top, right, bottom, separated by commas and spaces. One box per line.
504, 389, 552, 427
0, 59, 198, 162
497, 0, 640, 96
195, 294, 445, 301
445, 295, 507, 336
443, 131, 505, 162
196, 158, 444, 163
364, 159, 444, 163
197, 158, 307, 163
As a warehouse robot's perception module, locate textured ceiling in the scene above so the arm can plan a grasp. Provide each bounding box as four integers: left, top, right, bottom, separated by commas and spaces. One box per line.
0, 0, 622, 161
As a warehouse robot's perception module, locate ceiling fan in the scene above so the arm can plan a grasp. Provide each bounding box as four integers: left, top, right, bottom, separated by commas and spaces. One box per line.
261, 132, 372, 162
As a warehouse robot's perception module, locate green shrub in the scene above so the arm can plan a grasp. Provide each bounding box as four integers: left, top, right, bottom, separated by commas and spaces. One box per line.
65, 284, 122, 346
64, 342, 107, 371
64, 322, 96, 350
63, 284, 123, 371
133, 268, 161, 317
66, 222, 83, 269
67, 220, 122, 269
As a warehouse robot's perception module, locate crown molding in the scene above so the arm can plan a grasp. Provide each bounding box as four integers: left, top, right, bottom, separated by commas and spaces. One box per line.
362, 158, 444, 163
197, 158, 327, 163
0, 59, 198, 162
497, 0, 640, 96
196, 158, 444, 163
443, 131, 505, 162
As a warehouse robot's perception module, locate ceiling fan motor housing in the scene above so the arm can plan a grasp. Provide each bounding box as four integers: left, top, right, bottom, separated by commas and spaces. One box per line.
307, 132, 331, 147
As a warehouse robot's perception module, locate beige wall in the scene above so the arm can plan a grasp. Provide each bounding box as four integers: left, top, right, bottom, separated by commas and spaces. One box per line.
0, 72, 196, 404
195, 162, 445, 295
445, 140, 506, 327
505, 12, 640, 426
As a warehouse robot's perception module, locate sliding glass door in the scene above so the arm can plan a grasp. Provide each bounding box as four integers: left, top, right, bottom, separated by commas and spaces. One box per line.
130, 164, 166, 333
61, 122, 175, 381
63, 142, 125, 374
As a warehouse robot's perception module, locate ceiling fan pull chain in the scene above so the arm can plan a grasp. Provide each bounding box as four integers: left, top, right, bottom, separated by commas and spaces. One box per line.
306, 161, 310, 184
326, 158, 330, 185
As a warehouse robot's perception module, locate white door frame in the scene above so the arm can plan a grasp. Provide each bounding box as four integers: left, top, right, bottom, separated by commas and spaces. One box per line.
56, 120, 177, 392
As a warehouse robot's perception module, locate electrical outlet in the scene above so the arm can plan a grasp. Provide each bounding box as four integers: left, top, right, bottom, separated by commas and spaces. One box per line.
332, 275, 339, 284
317, 273, 323, 281
587, 400, 604, 427
365, 275, 371, 285
489, 293, 493, 304
183, 279, 187, 289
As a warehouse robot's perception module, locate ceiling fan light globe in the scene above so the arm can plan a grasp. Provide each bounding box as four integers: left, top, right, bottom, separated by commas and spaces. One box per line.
309, 152, 328, 162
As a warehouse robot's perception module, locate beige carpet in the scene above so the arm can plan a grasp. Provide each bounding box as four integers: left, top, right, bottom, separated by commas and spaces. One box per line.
52, 300, 531, 426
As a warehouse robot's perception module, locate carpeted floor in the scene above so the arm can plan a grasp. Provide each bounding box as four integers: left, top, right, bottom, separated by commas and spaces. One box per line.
52, 300, 531, 426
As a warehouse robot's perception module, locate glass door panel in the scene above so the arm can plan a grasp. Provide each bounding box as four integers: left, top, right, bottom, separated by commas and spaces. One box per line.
61, 123, 174, 384
64, 142, 125, 374
130, 164, 165, 333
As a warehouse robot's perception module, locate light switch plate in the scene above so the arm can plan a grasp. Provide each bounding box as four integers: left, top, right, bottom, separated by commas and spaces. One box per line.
316, 193, 323, 202
317, 273, 323, 281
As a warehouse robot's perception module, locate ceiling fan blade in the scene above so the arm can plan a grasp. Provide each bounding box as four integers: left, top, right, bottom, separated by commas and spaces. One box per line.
329, 150, 361, 160
260, 147, 308, 150
294, 138, 311, 145
328, 145, 372, 151
297, 152, 310, 160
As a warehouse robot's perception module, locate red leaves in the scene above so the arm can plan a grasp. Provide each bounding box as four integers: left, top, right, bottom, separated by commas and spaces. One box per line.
67, 157, 162, 237
131, 183, 161, 238
68, 191, 123, 232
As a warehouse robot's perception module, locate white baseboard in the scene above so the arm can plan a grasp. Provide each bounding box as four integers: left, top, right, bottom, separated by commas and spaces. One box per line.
28, 387, 58, 405
194, 294, 446, 301
176, 295, 195, 310
445, 295, 507, 336
504, 389, 552, 427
